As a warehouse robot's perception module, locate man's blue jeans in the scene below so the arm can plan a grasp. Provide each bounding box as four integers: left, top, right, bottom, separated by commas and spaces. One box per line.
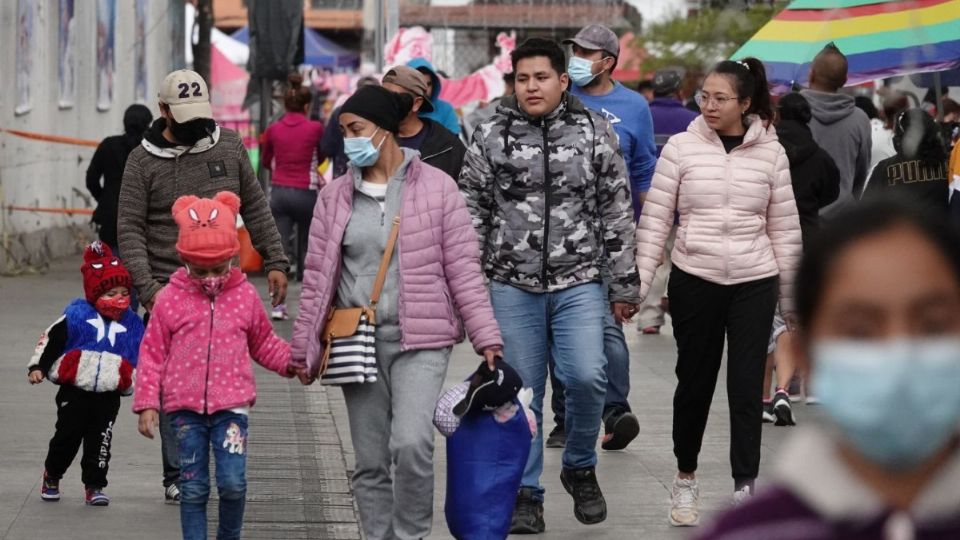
550, 280, 631, 427
489, 281, 607, 501
170, 410, 248, 540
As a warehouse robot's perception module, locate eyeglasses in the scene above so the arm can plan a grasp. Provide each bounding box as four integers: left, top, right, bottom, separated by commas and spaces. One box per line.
695, 91, 737, 108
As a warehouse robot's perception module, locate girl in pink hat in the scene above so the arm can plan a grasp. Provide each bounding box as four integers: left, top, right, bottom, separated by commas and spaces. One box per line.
133, 191, 303, 540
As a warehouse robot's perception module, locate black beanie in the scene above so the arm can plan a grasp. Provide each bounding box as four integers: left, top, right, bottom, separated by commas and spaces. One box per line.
340, 86, 414, 133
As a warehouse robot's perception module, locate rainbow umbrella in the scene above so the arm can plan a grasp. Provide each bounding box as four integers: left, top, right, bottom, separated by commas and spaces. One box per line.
732, 0, 960, 90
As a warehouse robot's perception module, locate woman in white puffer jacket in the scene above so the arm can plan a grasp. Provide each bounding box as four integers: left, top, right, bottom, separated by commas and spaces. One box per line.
636, 57, 803, 527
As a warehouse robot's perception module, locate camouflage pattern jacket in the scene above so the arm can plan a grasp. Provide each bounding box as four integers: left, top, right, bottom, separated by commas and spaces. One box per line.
459, 93, 640, 303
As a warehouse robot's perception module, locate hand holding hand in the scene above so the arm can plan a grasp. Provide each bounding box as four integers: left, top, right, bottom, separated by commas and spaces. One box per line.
611, 302, 639, 324
138, 409, 159, 439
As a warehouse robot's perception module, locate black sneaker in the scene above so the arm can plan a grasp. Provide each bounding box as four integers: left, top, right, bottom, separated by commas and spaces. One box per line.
773, 390, 796, 426
601, 411, 640, 451
509, 487, 545, 534
545, 425, 566, 448
560, 467, 607, 525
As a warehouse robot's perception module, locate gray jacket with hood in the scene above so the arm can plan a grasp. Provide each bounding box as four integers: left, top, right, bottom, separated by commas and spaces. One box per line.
118, 121, 288, 304
800, 89, 872, 219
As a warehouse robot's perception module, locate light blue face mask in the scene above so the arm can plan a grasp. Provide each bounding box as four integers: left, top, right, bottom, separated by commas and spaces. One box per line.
568, 56, 607, 87
344, 127, 385, 168
812, 338, 960, 470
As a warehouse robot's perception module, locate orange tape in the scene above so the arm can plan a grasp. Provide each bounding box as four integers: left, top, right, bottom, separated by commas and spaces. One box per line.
5, 206, 94, 216
0, 128, 99, 147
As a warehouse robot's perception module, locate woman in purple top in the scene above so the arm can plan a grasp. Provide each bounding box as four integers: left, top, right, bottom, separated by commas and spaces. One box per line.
262, 73, 325, 317
695, 198, 960, 540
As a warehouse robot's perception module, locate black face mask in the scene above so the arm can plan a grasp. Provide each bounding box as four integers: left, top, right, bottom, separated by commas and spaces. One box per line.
168, 117, 216, 146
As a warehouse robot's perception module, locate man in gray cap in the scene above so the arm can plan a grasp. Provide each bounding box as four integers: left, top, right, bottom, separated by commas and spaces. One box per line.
381, 65, 466, 180
543, 24, 656, 456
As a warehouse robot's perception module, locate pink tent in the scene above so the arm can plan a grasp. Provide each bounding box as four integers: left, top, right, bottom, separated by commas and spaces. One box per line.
210, 45, 253, 146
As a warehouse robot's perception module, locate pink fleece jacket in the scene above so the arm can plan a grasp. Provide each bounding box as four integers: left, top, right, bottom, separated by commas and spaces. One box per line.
291, 157, 502, 374
261, 112, 324, 190
133, 267, 292, 415
637, 115, 802, 312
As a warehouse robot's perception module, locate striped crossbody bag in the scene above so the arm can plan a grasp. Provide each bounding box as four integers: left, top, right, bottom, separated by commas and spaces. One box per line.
319, 216, 400, 385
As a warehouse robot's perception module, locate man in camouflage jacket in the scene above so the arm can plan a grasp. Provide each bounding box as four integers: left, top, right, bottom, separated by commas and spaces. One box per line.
459, 38, 639, 532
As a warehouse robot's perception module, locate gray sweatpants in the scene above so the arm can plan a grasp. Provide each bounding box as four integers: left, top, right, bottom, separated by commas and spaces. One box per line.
341, 340, 450, 540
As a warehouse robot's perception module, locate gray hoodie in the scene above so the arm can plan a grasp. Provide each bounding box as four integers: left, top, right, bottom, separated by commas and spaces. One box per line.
800, 90, 872, 220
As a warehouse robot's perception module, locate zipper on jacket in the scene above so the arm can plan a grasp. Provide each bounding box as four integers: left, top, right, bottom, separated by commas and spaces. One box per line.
540, 121, 552, 289
204, 300, 214, 414
723, 154, 731, 280
422, 146, 453, 162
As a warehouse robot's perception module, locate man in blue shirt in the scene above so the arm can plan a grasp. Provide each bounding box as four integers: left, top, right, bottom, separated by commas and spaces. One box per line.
542, 25, 655, 454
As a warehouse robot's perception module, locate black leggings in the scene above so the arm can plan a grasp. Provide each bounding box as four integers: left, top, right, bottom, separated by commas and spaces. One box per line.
668, 267, 777, 485
270, 185, 318, 281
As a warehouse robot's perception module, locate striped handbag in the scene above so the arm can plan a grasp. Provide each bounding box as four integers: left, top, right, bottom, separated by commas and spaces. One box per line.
319, 217, 400, 385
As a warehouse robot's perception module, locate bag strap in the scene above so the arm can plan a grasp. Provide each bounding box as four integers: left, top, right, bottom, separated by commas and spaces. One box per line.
369, 216, 401, 307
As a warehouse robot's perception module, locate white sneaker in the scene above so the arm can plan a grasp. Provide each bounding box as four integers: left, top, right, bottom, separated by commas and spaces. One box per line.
669, 476, 700, 527
805, 395, 820, 405
733, 485, 753, 506
271, 304, 289, 321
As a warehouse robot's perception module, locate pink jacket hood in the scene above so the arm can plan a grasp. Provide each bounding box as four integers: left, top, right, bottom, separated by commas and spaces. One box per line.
291, 156, 502, 374
637, 115, 802, 312
133, 267, 292, 414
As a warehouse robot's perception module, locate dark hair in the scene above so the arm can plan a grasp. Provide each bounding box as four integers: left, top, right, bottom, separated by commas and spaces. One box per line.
810, 43, 848, 91
777, 92, 812, 124
795, 197, 960, 330
882, 92, 910, 129
123, 104, 153, 137
893, 108, 948, 166
511, 38, 566, 77
637, 80, 654, 92
854, 96, 878, 120
284, 73, 313, 112
709, 57, 774, 120
503, 71, 515, 85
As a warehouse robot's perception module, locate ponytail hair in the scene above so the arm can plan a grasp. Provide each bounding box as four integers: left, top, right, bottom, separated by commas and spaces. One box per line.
710, 57, 773, 121
284, 72, 313, 113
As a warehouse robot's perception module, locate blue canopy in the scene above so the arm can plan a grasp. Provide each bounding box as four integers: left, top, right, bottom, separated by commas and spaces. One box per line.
231, 27, 359, 69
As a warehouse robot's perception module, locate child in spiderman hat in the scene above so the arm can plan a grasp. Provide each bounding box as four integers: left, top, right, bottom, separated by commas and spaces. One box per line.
27, 241, 145, 506
133, 191, 302, 540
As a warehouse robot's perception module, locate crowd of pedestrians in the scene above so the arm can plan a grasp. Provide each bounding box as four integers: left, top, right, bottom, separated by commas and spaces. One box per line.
26, 23, 960, 540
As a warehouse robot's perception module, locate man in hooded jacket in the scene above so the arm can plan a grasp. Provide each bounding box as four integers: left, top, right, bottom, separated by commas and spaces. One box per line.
800, 44, 871, 220
407, 57, 462, 135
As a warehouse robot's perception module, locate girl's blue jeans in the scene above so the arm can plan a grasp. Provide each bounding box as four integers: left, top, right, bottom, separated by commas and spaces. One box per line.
169, 410, 248, 540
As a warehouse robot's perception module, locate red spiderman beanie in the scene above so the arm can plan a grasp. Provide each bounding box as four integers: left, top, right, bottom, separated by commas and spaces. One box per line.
81, 241, 133, 304
172, 191, 241, 267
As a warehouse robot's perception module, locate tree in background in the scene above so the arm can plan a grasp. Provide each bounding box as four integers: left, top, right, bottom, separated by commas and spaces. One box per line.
637, 3, 785, 78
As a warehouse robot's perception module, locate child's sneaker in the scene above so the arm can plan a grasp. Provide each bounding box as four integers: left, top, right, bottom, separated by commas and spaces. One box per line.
165, 484, 181, 505
85, 487, 110, 506
271, 303, 289, 321
40, 471, 60, 501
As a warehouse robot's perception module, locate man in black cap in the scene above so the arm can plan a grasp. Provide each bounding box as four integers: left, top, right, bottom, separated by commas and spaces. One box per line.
381, 65, 466, 180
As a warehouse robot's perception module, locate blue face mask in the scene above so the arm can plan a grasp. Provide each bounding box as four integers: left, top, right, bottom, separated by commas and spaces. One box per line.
568, 56, 606, 87
344, 127, 385, 168
812, 338, 960, 470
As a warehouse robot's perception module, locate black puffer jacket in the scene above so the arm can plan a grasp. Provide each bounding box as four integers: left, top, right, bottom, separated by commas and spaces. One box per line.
416, 119, 466, 182
777, 120, 841, 250
86, 134, 142, 246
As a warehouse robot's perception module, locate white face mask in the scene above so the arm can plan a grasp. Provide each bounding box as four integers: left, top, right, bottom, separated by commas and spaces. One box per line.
811, 337, 960, 469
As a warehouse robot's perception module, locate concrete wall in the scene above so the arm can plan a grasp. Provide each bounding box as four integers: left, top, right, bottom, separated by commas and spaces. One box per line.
0, 0, 185, 273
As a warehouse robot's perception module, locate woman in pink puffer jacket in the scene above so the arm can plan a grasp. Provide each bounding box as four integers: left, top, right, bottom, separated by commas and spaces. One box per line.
291, 86, 502, 540
636, 58, 802, 527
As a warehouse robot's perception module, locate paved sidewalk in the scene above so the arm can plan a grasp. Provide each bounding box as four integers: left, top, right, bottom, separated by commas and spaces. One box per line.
2, 256, 816, 539
0, 259, 359, 540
